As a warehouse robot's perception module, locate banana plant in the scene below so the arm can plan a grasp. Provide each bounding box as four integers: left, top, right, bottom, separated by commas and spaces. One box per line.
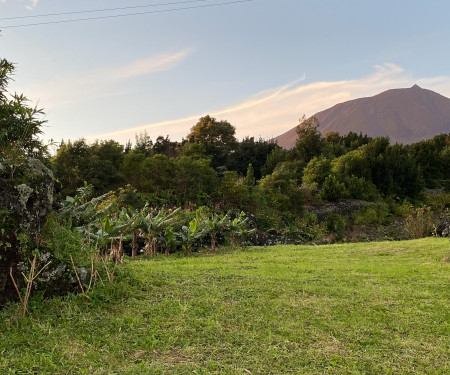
162, 226, 179, 256
179, 218, 206, 254
76, 206, 134, 261
229, 211, 255, 249
198, 211, 230, 251
60, 182, 113, 226
112, 207, 145, 257
142, 207, 181, 256
76, 215, 113, 252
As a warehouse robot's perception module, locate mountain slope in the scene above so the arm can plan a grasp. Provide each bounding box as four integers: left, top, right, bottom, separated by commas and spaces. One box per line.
273, 85, 450, 149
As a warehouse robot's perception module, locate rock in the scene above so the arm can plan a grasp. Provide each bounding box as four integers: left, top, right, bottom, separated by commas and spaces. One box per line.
0, 157, 55, 307
305, 199, 367, 222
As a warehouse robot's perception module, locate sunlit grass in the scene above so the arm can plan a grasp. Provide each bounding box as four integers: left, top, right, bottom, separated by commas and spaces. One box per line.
1, 238, 449, 374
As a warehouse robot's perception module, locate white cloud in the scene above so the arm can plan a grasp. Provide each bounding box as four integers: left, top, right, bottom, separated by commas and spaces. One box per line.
105, 50, 192, 81
89, 63, 450, 144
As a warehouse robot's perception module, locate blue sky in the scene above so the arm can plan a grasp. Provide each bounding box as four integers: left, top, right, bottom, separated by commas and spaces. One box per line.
2, 0, 450, 145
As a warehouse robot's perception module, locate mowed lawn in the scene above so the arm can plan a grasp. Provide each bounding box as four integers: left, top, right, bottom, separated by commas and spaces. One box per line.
1, 238, 449, 374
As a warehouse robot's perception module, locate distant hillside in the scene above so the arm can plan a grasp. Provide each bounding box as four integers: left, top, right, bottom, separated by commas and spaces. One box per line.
273, 85, 450, 149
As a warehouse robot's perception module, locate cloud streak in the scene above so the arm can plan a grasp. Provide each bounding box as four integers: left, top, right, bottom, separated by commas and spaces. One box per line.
90, 63, 450, 144
105, 50, 193, 81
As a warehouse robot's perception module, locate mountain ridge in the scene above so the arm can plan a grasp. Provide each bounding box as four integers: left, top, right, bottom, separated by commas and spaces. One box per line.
273, 85, 450, 149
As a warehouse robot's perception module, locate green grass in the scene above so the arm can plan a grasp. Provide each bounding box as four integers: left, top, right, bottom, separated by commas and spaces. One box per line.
1, 238, 449, 374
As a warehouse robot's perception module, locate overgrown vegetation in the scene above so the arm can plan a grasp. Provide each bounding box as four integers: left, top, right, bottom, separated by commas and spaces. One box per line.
50, 114, 450, 247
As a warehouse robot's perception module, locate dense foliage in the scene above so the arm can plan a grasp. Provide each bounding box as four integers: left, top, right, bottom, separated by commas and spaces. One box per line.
50, 115, 449, 241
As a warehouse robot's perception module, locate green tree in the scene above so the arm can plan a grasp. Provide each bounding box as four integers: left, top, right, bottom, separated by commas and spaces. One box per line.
1, 59, 48, 167
261, 146, 288, 176
1, 58, 52, 306
133, 132, 154, 157
410, 134, 450, 188
187, 115, 237, 169
226, 136, 276, 178
243, 163, 256, 187
153, 135, 178, 158
220, 171, 250, 208
121, 151, 147, 189
293, 116, 323, 164
188, 115, 236, 145
198, 211, 230, 251
302, 156, 332, 188
52, 139, 125, 197
140, 154, 175, 195
173, 156, 218, 203
259, 161, 303, 213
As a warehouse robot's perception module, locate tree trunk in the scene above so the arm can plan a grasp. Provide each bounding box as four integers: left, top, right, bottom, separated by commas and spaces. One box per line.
119, 237, 123, 259
152, 239, 157, 256
131, 233, 138, 258
211, 233, 216, 251
145, 237, 153, 256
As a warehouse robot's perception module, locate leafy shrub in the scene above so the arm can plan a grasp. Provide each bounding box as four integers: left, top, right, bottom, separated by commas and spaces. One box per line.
403, 207, 435, 239
344, 176, 378, 200
424, 192, 450, 211
42, 213, 95, 265
353, 202, 391, 226
320, 175, 346, 201
326, 211, 347, 241
390, 199, 414, 218
283, 212, 326, 243
302, 156, 332, 188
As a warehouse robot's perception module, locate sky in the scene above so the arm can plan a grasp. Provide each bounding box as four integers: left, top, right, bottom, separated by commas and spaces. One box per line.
2, 0, 450, 146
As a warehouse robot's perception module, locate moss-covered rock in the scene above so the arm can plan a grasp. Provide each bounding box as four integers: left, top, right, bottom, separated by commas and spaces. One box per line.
0, 158, 55, 306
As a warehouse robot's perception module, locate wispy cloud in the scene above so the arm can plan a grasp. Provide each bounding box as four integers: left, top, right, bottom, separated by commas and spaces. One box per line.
19, 49, 193, 108
104, 50, 193, 81
90, 63, 450, 144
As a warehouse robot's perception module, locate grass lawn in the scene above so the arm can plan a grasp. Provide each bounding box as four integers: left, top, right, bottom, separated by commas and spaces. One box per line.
1, 238, 449, 374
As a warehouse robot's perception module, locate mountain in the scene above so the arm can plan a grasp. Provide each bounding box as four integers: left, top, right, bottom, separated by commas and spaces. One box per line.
273, 85, 450, 149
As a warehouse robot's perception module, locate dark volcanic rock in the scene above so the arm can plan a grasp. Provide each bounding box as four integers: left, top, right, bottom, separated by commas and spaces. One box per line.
0, 158, 55, 307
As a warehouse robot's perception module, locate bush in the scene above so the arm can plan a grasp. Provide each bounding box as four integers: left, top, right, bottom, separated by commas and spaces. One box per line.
302, 156, 332, 188
403, 207, 435, 239
326, 211, 347, 241
390, 199, 414, 218
41, 213, 95, 265
320, 175, 346, 201
424, 192, 450, 211
353, 202, 391, 226
344, 176, 378, 200
284, 212, 326, 243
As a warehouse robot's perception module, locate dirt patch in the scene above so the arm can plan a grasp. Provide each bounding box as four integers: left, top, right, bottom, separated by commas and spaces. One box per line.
152, 348, 199, 366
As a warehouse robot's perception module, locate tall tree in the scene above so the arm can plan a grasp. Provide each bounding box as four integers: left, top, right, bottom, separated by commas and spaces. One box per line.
293, 115, 324, 164
187, 115, 237, 169
0, 58, 47, 162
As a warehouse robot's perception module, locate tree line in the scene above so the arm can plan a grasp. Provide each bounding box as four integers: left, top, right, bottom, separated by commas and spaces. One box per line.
51, 114, 450, 232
